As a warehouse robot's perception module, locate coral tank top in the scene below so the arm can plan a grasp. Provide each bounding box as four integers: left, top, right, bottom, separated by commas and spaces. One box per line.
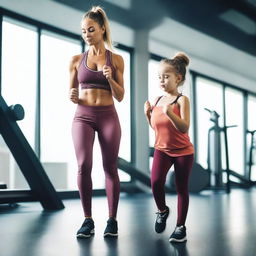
150, 95, 194, 157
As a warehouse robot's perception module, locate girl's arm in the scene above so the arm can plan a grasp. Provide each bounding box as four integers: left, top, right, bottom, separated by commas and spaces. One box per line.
144, 100, 152, 126
163, 95, 190, 133
144, 96, 161, 128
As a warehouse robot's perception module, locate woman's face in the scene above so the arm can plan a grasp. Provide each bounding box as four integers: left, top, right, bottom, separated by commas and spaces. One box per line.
158, 63, 181, 94
81, 18, 105, 46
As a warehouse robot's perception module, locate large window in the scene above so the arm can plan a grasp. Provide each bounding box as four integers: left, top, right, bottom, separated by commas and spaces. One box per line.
225, 88, 244, 176
115, 48, 131, 162
40, 32, 81, 190
114, 47, 131, 182
247, 95, 256, 181
1, 19, 37, 149
1, 19, 37, 189
196, 77, 224, 169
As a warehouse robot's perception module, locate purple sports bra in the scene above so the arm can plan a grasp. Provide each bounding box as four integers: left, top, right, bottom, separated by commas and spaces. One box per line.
77, 50, 115, 91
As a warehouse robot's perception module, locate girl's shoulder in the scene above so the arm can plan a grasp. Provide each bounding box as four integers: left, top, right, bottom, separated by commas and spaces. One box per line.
152, 95, 163, 106
177, 94, 190, 106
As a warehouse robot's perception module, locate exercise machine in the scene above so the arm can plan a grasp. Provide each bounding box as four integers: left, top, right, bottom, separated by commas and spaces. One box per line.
0, 94, 64, 210
205, 108, 238, 193
205, 108, 255, 193
246, 129, 256, 181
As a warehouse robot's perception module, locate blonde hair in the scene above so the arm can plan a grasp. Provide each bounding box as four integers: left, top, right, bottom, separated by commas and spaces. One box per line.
81, 6, 113, 51
161, 52, 190, 86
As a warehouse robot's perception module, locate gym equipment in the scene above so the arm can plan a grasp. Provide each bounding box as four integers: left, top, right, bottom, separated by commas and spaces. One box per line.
0, 183, 7, 189
204, 108, 255, 193
205, 109, 223, 188
0, 94, 64, 210
246, 129, 256, 180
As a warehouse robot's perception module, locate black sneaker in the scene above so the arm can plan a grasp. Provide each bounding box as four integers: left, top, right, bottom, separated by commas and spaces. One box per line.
155, 206, 170, 233
169, 225, 187, 242
76, 218, 95, 238
104, 217, 118, 237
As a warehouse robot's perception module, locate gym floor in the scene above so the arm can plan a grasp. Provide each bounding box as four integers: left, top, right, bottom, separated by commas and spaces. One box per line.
0, 188, 255, 256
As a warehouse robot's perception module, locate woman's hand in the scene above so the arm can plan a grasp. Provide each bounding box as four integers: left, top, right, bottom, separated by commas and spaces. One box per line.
103, 65, 113, 80
144, 100, 152, 115
69, 88, 79, 104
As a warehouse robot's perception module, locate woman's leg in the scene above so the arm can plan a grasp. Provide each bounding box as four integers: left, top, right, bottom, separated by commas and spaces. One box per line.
151, 149, 174, 211
173, 154, 194, 226
72, 114, 95, 217
97, 111, 121, 218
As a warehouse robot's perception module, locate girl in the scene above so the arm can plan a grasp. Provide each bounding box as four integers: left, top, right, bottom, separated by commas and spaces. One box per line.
144, 52, 194, 242
69, 6, 124, 238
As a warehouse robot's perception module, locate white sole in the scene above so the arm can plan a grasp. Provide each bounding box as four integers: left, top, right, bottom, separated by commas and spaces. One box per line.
104, 232, 118, 237
169, 237, 187, 243
76, 229, 95, 238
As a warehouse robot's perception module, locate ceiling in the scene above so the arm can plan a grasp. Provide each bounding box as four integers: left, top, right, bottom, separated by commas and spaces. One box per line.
53, 0, 256, 56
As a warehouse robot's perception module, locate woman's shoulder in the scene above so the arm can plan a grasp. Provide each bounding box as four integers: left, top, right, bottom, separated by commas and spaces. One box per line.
70, 53, 84, 64
110, 51, 124, 69
70, 53, 84, 69
110, 51, 123, 61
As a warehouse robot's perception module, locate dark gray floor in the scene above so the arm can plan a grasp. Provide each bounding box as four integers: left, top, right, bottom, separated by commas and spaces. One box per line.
0, 188, 256, 256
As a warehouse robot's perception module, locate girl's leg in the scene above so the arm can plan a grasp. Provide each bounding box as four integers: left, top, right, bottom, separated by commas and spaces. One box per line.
72, 116, 95, 217
151, 149, 174, 211
97, 111, 121, 218
173, 154, 194, 226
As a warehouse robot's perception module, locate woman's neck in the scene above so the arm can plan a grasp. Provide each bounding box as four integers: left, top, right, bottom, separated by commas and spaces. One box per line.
89, 44, 106, 56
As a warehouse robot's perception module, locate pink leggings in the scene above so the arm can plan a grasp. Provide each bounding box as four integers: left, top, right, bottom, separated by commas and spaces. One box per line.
72, 104, 121, 218
151, 149, 194, 226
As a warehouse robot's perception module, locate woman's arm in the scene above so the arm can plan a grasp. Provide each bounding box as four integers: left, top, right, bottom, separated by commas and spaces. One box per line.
163, 96, 190, 133
69, 55, 81, 104
103, 54, 124, 102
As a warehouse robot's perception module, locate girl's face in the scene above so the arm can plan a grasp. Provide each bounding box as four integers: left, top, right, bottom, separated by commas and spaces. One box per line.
158, 63, 181, 94
81, 18, 105, 46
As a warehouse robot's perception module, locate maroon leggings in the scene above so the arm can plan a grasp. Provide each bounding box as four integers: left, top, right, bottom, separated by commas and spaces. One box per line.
151, 149, 194, 226
72, 104, 121, 218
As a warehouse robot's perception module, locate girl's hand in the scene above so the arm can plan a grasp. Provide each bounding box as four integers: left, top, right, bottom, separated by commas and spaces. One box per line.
163, 104, 172, 115
144, 100, 152, 115
103, 65, 113, 80
69, 88, 79, 104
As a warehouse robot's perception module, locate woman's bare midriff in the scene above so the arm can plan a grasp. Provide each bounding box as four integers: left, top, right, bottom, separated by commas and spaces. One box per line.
78, 88, 114, 106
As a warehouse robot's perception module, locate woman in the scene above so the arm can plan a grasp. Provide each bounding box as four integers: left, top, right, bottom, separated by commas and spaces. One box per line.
69, 6, 124, 238
144, 52, 194, 242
